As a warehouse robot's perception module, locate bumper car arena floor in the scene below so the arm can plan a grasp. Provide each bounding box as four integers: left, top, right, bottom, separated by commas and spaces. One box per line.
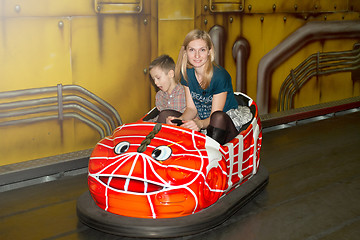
0, 111, 359, 240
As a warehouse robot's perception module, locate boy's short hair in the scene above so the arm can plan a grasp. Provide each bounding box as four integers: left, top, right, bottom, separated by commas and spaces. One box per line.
149, 55, 175, 74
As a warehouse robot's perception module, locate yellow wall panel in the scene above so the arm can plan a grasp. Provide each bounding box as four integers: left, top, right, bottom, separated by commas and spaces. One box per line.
244, 0, 281, 13
317, 0, 348, 12
242, 16, 267, 99
158, 0, 195, 19
354, 74, 360, 95
0, 17, 75, 166
0, 8, 152, 165
158, 20, 195, 60
224, 16, 242, 93
0, 18, 72, 92
157, 0, 196, 59
349, 0, 360, 11
0, 0, 94, 17
244, 0, 348, 13
320, 72, 353, 102
71, 15, 152, 124
290, 42, 323, 109
320, 39, 359, 103
240, 14, 303, 101
0, 120, 75, 165
276, 39, 359, 111
149, 1, 159, 108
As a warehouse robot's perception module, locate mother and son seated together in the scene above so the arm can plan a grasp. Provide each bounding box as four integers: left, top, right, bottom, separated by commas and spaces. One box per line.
147, 29, 252, 145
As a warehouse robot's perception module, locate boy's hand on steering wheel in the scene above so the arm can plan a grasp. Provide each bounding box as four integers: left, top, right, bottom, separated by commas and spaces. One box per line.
171, 119, 183, 126
166, 116, 177, 125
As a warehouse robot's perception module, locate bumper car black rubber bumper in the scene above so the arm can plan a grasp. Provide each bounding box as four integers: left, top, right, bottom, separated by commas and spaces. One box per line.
77, 164, 269, 238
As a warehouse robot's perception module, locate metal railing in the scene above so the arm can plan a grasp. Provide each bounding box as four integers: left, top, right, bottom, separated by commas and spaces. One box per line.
257, 20, 360, 114
278, 43, 360, 111
0, 84, 122, 138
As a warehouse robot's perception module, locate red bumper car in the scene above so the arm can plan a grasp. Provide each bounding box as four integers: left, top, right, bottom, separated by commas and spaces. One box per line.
77, 93, 268, 238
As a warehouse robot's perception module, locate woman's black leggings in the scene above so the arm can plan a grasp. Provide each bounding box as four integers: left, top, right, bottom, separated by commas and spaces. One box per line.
207, 111, 238, 145
158, 109, 237, 145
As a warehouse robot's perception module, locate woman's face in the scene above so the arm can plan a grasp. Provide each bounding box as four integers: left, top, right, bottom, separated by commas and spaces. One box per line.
186, 39, 209, 69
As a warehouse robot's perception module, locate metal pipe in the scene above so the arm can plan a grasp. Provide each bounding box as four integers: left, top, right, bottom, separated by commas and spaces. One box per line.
0, 84, 122, 126
0, 97, 57, 110
0, 95, 117, 131
64, 104, 111, 135
209, 25, 226, 66
0, 86, 58, 98
63, 85, 122, 126
0, 84, 121, 138
257, 20, 360, 114
288, 59, 360, 110
57, 84, 63, 121
232, 37, 250, 93
0, 103, 111, 136
64, 95, 117, 130
278, 46, 360, 111
0, 113, 105, 138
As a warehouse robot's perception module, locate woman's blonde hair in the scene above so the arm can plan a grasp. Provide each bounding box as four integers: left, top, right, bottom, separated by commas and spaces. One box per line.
175, 29, 215, 89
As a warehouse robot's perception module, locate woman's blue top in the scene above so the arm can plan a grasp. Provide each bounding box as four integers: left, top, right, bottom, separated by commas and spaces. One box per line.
181, 65, 238, 120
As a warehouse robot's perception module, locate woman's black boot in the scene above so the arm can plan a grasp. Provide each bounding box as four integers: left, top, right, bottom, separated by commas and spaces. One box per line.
207, 125, 227, 145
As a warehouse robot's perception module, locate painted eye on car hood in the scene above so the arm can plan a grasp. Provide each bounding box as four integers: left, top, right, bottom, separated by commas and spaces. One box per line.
114, 141, 130, 154
152, 145, 172, 161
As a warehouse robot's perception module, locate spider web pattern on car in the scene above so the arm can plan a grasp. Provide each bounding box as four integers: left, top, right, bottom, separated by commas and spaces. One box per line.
89, 123, 227, 218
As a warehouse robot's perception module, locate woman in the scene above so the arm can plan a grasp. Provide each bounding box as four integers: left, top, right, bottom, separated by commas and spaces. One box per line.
166, 29, 252, 145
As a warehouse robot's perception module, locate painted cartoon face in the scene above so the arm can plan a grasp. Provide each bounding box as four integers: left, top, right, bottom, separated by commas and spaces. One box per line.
88, 123, 227, 218
88, 93, 262, 219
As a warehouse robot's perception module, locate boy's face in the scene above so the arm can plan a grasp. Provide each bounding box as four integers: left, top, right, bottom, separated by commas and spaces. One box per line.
150, 66, 176, 94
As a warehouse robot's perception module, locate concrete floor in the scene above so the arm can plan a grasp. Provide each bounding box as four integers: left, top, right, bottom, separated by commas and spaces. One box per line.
0, 111, 359, 240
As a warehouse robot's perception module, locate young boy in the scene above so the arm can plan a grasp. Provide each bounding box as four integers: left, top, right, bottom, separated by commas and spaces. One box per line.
149, 55, 186, 123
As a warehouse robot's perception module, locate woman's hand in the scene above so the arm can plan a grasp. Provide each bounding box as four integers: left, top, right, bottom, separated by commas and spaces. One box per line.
181, 119, 203, 131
